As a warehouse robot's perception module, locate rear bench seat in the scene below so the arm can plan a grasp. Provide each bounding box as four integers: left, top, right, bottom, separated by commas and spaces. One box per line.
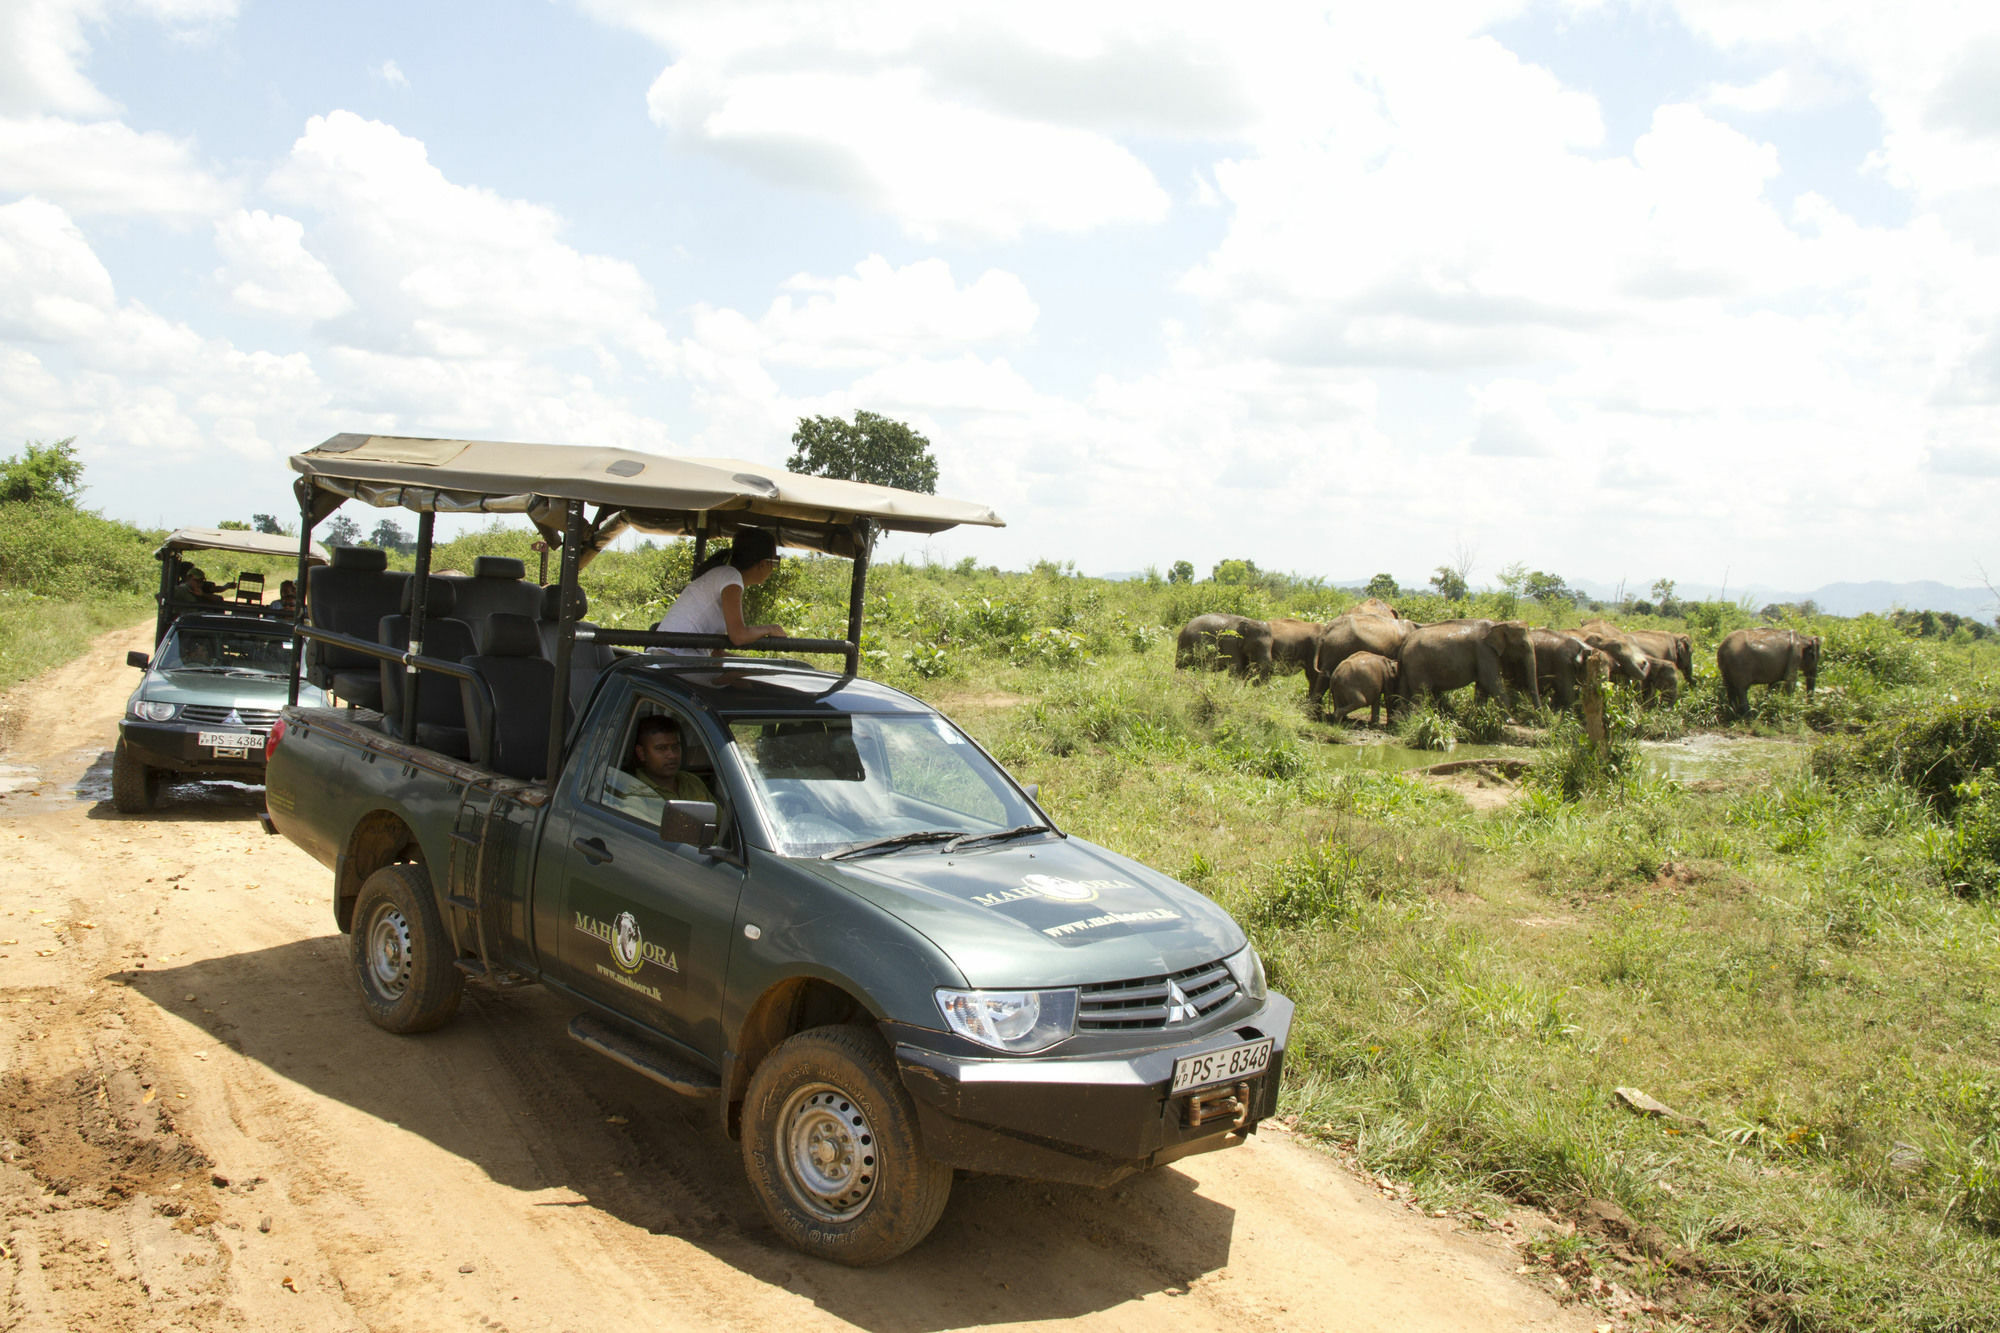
461, 613, 561, 780
378, 578, 475, 756
305, 545, 409, 711
536, 583, 618, 718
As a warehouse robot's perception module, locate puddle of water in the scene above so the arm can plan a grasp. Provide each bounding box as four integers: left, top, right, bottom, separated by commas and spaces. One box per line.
0, 763, 39, 794
1638, 734, 1806, 783
0, 750, 264, 817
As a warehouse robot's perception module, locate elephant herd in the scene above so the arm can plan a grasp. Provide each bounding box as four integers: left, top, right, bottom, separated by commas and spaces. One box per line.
1175, 603, 1821, 724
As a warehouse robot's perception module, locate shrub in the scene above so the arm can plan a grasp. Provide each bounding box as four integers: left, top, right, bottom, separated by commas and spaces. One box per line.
1818, 703, 2000, 815
0, 501, 157, 598
1525, 715, 1640, 801
1396, 700, 1457, 751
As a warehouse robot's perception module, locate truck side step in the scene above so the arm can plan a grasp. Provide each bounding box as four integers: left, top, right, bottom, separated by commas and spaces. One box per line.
568, 1014, 721, 1099
452, 957, 536, 988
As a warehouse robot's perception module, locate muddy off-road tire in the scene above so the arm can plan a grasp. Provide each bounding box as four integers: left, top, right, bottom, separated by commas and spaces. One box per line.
110, 739, 158, 814
741, 1025, 951, 1266
351, 863, 463, 1034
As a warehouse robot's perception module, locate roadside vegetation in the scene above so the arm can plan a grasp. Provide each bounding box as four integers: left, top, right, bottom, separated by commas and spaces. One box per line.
7, 475, 2000, 1328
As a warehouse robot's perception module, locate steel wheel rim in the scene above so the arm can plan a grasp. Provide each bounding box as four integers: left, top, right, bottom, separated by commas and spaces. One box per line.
777, 1081, 876, 1222
365, 902, 413, 997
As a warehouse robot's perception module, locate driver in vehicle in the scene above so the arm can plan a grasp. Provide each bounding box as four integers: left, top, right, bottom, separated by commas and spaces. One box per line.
632, 716, 712, 805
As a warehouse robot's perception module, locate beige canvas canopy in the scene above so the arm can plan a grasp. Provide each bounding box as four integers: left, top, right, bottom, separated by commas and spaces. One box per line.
290, 433, 1004, 559
157, 527, 330, 564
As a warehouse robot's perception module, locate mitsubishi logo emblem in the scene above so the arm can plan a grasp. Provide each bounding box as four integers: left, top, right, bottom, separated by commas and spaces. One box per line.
1164, 979, 1198, 1024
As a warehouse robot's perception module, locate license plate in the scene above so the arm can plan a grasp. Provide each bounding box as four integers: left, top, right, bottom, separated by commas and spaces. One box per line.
1171, 1037, 1273, 1093
199, 731, 261, 751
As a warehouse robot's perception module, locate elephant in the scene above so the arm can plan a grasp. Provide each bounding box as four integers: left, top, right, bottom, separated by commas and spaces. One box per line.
1717, 628, 1821, 717
1581, 620, 1695, 686
1267, 617, 1327, 678
1573, 627, 1653, 690
1499, 628, 1597, 711
1396, 619, 1541, 713
1307, 613, 1418, 712
1322, 651, 1399, 726
1350, 597, 1402, 620
1176, 613, 1275, 679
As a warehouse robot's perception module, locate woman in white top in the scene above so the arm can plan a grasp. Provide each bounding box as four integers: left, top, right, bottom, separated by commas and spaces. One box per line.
651, 528, 788, 656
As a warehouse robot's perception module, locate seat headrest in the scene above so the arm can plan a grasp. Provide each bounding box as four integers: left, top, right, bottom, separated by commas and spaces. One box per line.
330, 545, 388, 572
399, 577, 458, 616
478, 613, 542, 658
473, 556, 526, 580
540, 582, 587, 620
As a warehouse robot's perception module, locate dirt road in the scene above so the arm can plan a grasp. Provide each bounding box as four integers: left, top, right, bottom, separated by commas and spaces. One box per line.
0, 621, 1597, 1332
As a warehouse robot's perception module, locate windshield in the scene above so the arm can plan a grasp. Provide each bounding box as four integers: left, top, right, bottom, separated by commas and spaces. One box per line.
160, 626, 293, 675
728, 714, 1046, 857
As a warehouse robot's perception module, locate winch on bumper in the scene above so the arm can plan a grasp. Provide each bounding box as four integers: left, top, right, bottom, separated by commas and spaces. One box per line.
887, 991, 1294, 1187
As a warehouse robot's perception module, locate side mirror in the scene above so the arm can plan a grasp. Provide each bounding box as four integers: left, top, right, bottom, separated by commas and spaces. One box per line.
127, 651, 151, 670
1024, 782, 1040, 802
660, 798, 719, 849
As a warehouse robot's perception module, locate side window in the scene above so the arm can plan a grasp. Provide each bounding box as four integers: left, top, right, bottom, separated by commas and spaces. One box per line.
588, 699, 729, 848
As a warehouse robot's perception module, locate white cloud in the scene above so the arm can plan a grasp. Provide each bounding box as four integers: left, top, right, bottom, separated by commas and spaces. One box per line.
0, 196, 116, 339
0, 115, 233, 217
0, 0, 236, 117
267, 110, 674, 369
746, 255, 1035, 367
377, 59, 408, 87
213, 209, 352, 321
646, 63, 1168, 242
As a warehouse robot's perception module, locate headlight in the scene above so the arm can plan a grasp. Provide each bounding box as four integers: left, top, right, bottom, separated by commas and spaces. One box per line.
935, 988, 1077, 1053
1223, 943, 1267, 1002
132, 700, 178, 722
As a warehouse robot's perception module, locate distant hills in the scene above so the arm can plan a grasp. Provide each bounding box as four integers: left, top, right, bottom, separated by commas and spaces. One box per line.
1566, 579, 1998, 619
1090, 569, 1998, 619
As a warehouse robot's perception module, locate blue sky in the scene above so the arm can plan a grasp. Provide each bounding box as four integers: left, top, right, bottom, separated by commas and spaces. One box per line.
2, 0, 1996, 595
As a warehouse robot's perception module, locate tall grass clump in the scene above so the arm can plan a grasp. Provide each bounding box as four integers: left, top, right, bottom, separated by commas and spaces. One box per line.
1525, 715, 1641, 800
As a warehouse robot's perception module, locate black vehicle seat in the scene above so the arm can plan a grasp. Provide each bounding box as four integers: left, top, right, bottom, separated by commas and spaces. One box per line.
449, 555, 542, 629
460, 613, 563, 780
378, 578, 476, 756
305, 545, 410, 711
536, 584, 617, 717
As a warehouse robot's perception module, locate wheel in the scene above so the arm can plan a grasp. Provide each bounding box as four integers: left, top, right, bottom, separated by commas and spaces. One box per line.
350, 863, 463, 1034
111, 739, 158, 814
741, 1025, 951, 1266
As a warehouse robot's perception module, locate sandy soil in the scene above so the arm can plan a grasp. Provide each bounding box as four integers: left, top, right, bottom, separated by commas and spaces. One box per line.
0, 620, 1603, 1333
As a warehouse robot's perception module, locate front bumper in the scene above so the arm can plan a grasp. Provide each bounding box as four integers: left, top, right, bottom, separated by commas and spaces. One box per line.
120, 719, 267, 778
891, 990, 1293, 1187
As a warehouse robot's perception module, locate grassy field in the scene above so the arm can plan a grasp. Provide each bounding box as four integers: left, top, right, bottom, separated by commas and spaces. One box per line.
8, 511, 1999, 1329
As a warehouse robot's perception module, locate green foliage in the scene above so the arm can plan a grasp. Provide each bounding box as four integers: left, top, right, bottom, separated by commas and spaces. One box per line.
1822, 614, 1929, 687
786, 410, 938, 494
1396, 701, 1457, 751
216, 519, 251, 530
1364, 572, 1399, 600
1817, 702, 2000, 815
1524, 570, 1574, 606
1430, 566, 1468, 600
1168, 559, 1194, 584
322, 514, 362, 546
0, 501, 157, 598
0, 437, 85, 506
1525, 715, 1641, 800
1212, 557, 1262, 585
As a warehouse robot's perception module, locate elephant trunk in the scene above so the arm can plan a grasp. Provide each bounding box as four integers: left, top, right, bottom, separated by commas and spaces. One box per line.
1516, 640, 1540, 711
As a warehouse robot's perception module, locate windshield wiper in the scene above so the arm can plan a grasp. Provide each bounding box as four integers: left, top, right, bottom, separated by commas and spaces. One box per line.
823, 830, 965, 861
943, 824, 1054, 853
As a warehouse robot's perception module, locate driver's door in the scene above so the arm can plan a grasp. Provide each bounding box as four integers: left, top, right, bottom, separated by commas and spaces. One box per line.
553, 696, 745, 1061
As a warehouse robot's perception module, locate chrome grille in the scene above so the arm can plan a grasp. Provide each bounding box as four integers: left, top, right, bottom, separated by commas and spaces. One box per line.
180, 705, 281, 729
1078, 959, 1238, 1030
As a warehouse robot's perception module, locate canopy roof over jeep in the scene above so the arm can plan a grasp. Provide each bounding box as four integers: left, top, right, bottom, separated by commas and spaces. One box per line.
157, 527, 330, 564
289, 433, 1004, 560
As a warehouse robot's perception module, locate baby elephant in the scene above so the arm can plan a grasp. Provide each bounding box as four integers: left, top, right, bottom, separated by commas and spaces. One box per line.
1323, 651, 1400, 726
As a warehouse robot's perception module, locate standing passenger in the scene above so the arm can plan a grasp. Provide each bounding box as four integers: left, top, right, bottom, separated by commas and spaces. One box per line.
649, 529, 787, 657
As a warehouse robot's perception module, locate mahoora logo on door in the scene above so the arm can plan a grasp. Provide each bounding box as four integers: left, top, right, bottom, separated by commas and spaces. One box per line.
574, 910, 679, 976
